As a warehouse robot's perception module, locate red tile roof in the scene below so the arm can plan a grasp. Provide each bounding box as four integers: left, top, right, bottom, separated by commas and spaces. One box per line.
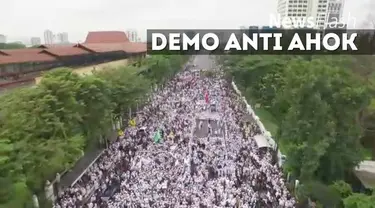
78, 42, 146, 54
0, 31, 146, 65
38, 44, 76, 49
0, 51, 9, 56
84, 31, 129, 43
1, 48, 43, 55
123, 42, 147, 53
40, 47, 89, 56
0, 53, 56, 64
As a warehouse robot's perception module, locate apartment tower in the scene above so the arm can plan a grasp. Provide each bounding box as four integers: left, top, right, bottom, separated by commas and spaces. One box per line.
277, 0, 344, 29
44, 30, 54, 44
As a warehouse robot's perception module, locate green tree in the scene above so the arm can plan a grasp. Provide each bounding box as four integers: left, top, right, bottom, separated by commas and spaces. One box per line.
330, 180, 353, 199
219, 54, 372, 206
296, 180, 342, 208
76, 75, 114, 144
343, 193, 375, 208
0, 55, 189, 206
0, 42, 26, 49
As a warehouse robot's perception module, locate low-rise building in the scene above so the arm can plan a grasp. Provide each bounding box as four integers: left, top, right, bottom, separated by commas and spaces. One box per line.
0, 31, 147, 88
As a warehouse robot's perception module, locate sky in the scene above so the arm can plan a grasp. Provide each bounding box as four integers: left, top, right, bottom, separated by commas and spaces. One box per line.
0, 0, 373, 44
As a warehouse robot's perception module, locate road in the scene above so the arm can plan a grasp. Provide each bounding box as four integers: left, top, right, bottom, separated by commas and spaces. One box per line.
60, 55, 294, 207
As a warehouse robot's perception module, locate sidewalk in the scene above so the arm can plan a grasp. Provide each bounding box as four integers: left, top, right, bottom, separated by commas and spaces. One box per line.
59, 131, 118, 188
59, 148, 104, 188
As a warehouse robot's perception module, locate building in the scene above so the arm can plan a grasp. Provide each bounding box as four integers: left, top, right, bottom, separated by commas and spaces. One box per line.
276, 0, 344, 29
126, 30, 138, 42
0, 35, 6, 43
326, 0, 344, 26
0, 31, 147, 89
56, 32, 69, 44
44, 30, 54, 44
30, 37, 42, 46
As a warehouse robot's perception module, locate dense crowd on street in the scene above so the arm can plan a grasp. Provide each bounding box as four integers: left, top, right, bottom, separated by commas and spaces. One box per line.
55, 56, 295, 208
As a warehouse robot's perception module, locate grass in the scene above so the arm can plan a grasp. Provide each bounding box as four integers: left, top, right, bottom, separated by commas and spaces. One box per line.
253, 107, 279, 137
244, 97, 289, 154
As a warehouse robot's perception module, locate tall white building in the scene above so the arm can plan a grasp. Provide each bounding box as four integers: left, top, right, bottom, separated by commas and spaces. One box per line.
56, 32, 69, 44
0, 34, 6, 43
30, 37, 42, 46
126, 30, 138, 42
277, 0, 344, 29
44, 30, 54, 44
326, 0, 344, 23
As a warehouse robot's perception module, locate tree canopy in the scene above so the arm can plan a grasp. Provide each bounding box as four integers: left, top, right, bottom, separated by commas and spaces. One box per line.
0, 42, 26, 49
0, 55, 189, 207
219, 54, 375, 207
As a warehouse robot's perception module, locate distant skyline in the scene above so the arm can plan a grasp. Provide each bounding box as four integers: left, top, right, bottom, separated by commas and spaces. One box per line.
0, 0, 373, 43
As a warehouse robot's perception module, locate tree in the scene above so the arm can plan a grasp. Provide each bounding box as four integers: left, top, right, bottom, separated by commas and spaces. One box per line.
276, 59, 369, 182
296, 180, 342, 208
94, 65, 151, 117
343, 193, 375, 208
0, 42, 26, 49
330, 180, 353, 199
219, 54, 372, 205
0, 55, 189, 206
76, 75, 114, 144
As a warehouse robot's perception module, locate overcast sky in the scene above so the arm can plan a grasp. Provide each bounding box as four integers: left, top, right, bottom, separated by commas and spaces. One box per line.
0, 0, 372, 43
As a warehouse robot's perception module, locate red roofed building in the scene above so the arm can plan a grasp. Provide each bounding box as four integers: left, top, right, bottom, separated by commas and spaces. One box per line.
85, 31, 129, 43
0, 31, 147, 88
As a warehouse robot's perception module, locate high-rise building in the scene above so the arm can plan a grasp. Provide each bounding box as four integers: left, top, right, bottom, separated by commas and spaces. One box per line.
30, 37, 42, 46
56, 32, 69, 44
126, 30, 138, 42
44, 30, 54, 44
276, 0, 344, 29
326, 0, 344, 23
0, 34, 6, 43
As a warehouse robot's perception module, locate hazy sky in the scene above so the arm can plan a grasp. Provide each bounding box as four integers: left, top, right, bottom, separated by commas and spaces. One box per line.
0, 0, 373, 43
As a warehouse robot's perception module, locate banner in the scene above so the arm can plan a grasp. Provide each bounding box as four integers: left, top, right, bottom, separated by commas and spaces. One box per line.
153, 129, 162, 143
168, 131, 175, 139
129, 118, 136, 127
118, 130, 124, 137
205, 91, 209, 104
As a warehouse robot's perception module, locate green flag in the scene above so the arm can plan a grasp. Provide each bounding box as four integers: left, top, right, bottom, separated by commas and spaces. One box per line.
153, 129, 162, 143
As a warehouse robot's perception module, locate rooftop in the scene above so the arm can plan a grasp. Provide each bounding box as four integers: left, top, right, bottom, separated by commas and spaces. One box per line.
0, 31, 146, 65
84, 31, 129, 43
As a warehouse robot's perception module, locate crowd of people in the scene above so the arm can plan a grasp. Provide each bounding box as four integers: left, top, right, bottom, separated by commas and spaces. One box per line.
55, 55, 295, 208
